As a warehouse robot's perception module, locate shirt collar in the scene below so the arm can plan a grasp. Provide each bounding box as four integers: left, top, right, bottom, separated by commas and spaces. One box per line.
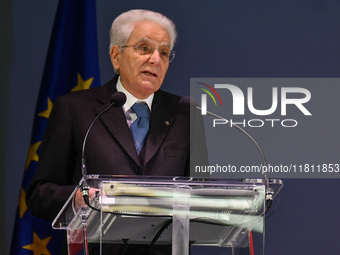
116, 76, 154, 112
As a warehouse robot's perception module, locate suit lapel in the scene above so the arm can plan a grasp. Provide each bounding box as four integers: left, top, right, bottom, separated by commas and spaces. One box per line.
95, 77, 140, 166
94, 78, 176, 167
144, 91, 175, 164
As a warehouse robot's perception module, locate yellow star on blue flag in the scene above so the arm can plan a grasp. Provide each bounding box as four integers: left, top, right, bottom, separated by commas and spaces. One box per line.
71, 73, 94, 92
38, 98, 53, 119
18, 188, 28, 218
22, 232, 52, 255
25, 141, 41, 170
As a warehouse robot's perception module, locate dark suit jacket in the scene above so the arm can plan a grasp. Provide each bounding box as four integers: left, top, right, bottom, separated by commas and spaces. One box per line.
26, 76, 207, 221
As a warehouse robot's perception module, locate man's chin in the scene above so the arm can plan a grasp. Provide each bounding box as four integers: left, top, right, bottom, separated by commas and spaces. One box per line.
139, 82, 161, 94
131, 87, 159, 99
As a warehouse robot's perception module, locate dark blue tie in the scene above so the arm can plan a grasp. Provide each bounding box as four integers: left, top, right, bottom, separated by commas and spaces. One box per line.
130, 103, 149, 154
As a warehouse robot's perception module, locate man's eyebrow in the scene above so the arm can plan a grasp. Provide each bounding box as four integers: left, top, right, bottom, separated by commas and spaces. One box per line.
137, 38, 170, 47
159, 41, 171, 48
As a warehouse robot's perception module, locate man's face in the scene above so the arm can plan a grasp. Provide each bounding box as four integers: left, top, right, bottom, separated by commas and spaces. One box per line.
111, 21, 171, 99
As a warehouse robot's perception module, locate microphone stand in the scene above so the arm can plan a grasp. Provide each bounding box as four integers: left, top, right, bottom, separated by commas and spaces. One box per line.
196, 106, 273, 209
81, 92, 126, 205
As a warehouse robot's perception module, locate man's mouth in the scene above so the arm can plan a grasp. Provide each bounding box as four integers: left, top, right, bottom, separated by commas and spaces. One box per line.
142, 71, 157, 77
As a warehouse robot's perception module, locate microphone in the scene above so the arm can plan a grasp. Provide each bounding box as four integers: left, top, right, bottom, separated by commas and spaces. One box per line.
179, 96, 273, 208
81, 92, 126, 205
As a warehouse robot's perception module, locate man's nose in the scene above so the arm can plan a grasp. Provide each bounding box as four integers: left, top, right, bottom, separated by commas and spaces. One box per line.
148, 49, 162, 65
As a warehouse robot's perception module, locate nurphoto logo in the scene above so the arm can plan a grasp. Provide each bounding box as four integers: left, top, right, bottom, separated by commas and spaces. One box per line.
197, 82, 312, 128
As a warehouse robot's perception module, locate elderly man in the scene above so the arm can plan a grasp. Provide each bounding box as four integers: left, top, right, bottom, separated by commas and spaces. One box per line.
26, 9, 206, 255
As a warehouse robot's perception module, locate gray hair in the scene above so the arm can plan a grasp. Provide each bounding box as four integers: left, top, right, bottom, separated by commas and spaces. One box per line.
109, 9, 177, 59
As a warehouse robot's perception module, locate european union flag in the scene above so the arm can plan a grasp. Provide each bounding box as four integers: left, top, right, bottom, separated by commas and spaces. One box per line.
10, 0, 100, 254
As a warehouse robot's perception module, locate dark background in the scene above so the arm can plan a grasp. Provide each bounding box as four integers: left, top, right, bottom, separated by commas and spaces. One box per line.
2, 1, 340, 254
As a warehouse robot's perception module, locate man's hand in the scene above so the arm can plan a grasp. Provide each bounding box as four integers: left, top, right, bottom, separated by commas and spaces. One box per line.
74, 188, 100, 211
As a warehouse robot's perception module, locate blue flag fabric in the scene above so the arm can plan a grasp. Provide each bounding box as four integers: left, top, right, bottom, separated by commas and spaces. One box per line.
10, 0, 100, 254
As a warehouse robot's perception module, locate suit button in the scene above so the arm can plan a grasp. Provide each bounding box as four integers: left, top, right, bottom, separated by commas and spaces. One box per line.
135, 167, 142, 175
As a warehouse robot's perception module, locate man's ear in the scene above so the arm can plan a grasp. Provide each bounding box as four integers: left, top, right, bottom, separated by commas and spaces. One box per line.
110, 45, 121, 71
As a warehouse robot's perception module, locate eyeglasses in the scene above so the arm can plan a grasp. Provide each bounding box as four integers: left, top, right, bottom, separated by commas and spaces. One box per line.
121, 44, 175, 63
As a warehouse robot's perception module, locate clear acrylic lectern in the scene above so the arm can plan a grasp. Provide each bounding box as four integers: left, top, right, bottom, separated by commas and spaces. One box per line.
52, 175, 283, 255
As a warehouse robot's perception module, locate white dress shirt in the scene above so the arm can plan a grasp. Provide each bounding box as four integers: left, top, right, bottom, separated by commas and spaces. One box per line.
116, 76, 154, 127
